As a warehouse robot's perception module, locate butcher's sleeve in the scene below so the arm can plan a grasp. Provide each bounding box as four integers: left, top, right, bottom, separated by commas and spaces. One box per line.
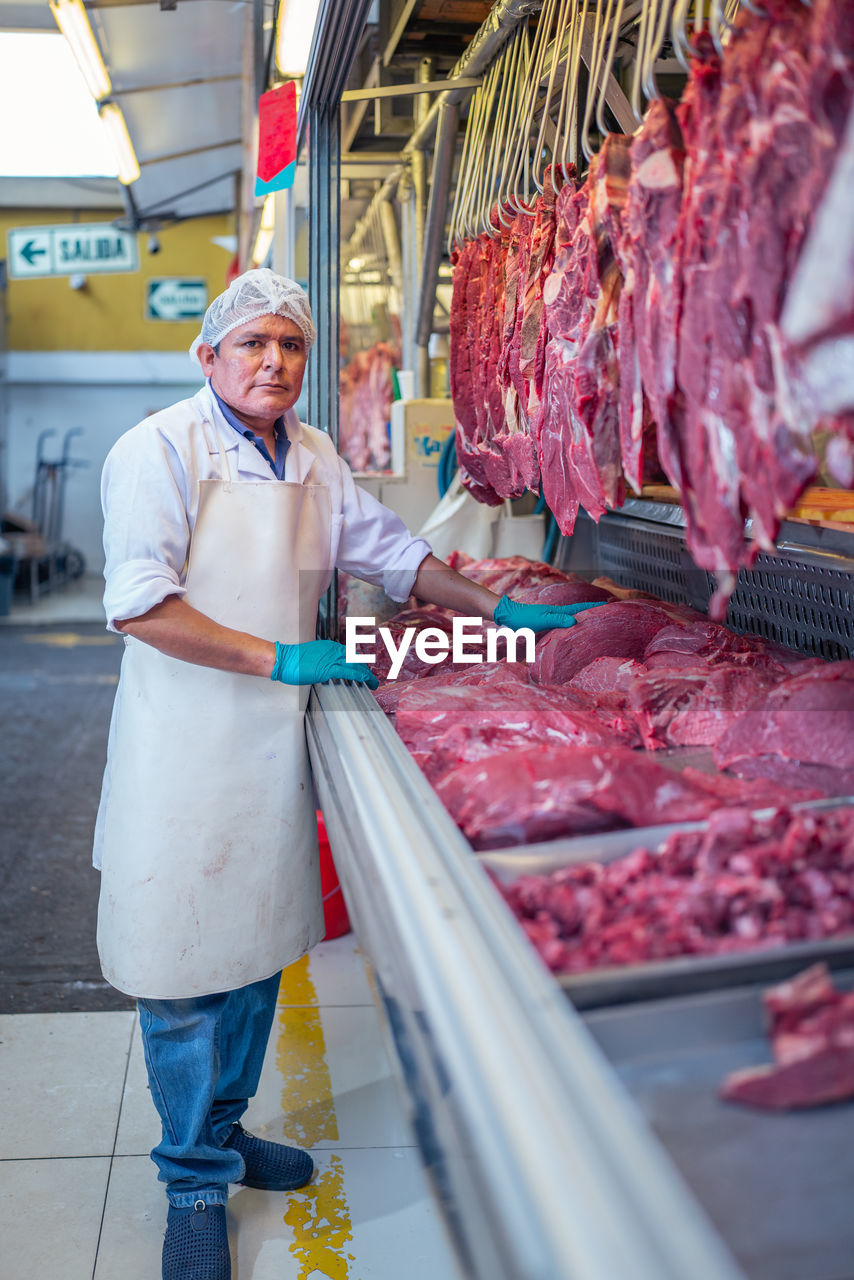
334, 457, 431, 602
101, 426, 192, 632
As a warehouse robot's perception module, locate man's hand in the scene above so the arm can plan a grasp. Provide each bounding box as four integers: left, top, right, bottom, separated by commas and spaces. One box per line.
271, 640, 379, 689
493, 595, 606, 635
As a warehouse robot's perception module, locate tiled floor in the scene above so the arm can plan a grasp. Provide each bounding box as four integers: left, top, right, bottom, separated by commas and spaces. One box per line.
0, 936, 464, 1279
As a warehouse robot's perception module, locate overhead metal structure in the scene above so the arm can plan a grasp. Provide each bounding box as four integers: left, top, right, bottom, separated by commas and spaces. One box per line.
0, 0, 255, 229
297, 0, 374, 455
346, 0, 545, 391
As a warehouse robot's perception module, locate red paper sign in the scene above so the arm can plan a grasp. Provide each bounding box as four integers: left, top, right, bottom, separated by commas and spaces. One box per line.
256, 80, 297, 186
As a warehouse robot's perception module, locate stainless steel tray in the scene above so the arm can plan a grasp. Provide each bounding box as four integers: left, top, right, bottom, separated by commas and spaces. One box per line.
583, 976, 854, 1280
555, 936, 854, 1010
478, 800, 854, 1009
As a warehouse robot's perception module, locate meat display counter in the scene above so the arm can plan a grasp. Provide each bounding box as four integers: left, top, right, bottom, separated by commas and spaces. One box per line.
307, 510, 854, 1280
307, 679, 745, 1280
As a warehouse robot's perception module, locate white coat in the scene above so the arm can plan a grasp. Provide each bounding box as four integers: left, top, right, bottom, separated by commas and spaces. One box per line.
94, 384, 431, 871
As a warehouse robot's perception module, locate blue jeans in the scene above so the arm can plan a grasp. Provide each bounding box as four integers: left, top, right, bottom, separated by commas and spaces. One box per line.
138, 970, 282, 1208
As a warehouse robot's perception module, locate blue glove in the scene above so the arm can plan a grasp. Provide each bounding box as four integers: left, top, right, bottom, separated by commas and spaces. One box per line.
493, 595, 606, 635
271, 640, 379, 689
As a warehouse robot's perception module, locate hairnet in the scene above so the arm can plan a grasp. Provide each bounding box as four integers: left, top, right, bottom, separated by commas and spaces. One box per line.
189, 268, 316, 364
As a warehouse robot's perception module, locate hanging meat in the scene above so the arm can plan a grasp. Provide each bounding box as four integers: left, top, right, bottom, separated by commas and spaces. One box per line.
339, 342, 397, 472
536, 135, 631, 533
446, 0, 854, 615
616, 96, 686, 496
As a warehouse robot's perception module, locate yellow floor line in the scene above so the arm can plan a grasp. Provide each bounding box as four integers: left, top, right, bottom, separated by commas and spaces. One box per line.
276, 955, 357, 1280
21, 631, 116, 647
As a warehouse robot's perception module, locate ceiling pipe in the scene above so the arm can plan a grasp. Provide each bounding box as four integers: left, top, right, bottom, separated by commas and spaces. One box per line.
347, 0, 544, 255
415, 99, 460, 348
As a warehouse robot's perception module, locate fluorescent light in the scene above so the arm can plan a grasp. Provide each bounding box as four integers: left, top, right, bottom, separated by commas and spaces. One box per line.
49, 0, 111, 101
275, 0, 323, 77
98, 101, 140, 184
252, 194, 276, 265
0, 33, 117, 177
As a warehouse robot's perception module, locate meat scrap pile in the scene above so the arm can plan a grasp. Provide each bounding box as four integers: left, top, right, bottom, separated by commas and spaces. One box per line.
449, 0, 854, 614
494, 806, 854, 976
721, 963, 854, 1111
339, 342, 398, 473
370, 553, 852, 848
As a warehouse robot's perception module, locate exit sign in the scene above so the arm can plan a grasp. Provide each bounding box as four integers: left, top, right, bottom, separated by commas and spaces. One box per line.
7, 223, 138, 278
146, 278, 208, 321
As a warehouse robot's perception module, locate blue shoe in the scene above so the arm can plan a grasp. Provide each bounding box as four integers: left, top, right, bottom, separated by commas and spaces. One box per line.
162, 1200, 230, 1280
223, 1122, 314, 1191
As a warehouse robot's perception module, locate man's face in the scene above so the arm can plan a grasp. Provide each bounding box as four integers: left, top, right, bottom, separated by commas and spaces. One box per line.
197, 313, 308, 432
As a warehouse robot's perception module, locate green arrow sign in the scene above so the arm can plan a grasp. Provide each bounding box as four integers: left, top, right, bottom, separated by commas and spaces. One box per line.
20, 240, 48, 267
146, 278, 208, 321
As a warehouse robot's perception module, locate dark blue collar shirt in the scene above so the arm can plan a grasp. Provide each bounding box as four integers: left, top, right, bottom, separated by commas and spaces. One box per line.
211, 386, 291, 480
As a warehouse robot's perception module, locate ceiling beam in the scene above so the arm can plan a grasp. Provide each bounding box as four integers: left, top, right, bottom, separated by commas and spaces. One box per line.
84, 0, 209, 7
382, 0, 420, 68
139, 138, 241, 166
341, 75, 480, 101
341, 54, 380, 153
578, 24, 636, 135
112, 74, 240, 96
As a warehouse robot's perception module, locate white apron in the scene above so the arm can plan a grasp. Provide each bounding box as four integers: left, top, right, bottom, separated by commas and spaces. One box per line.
97, 426, 331, 999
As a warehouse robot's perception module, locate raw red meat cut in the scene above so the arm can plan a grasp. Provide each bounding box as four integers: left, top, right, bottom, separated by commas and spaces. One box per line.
531, 600, 679, 685
453, 554, 594, 597
495, 807, 854, 974
395, 681, 632, 784
494, 170, 565, 492
677, 767, 820, 811
729, 756, 854, 800
511, 580, 614, 607
434, 744, 775, 850
373, 659, 530, 714
628, 665, 787, 749
661, 1, 854, 610
617, 97, 687, 494
763, 962, 841, 1029
450, 235, 504, 505
481, 221, 530, 500
338, 342, 397, 472
536, 135, 631, 533
642, 622, 787, 672
720, 964, 854, 1110
497, 208, 534, 437
714, 661, 854, 795
447, 2, 854, 612
719, 1047, 854, 1111
567, 656, 647, 709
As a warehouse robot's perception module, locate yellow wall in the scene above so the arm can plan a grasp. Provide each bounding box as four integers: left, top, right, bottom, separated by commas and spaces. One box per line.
2, 210, 234, 351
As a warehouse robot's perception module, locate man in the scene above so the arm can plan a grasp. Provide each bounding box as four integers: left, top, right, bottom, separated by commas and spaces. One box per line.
95, 268, 597, 1280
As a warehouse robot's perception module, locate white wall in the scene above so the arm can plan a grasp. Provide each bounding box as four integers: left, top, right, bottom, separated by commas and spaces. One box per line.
4, 352, 203, 574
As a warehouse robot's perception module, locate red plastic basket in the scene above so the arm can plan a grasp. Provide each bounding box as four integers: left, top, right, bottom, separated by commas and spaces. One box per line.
317, 810, 351, 939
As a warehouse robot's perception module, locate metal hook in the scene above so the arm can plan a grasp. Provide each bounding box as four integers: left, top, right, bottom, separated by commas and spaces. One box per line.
641, 0, 674, 104
595, 0, 627, 138
507, 0, 557, 214
671, 0, 696, 73
580, 0, 608, 160
495, 24, 530, 227
483, 33, 522, 233
531, 0, 573, 195
448, 68, 484, 249
495, 21, 532, 219
470, 57, 503, 236
553, 0, 580, 180
710, 0, 737, 56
